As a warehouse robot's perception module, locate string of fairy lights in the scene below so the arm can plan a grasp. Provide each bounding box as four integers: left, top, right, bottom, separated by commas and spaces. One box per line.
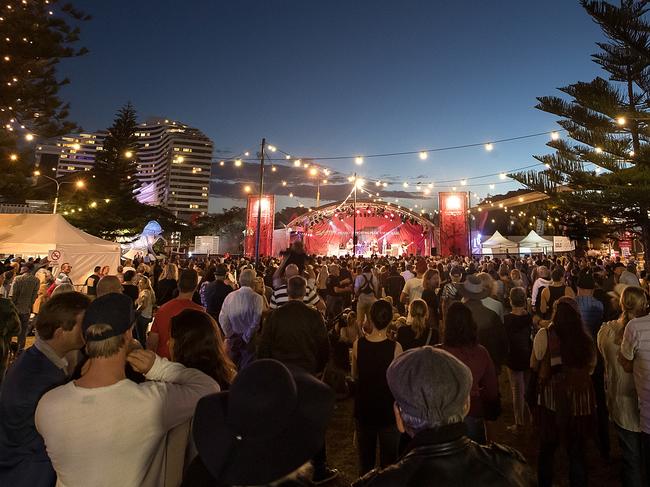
215, 129, 571, 218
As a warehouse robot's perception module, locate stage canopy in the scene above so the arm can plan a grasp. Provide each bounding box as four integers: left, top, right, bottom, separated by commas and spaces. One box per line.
0, 214, 120, 286
481, 230, 518, 255
285, 200, 435, 257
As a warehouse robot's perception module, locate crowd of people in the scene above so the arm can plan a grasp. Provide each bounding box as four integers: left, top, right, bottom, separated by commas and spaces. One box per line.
0, 241, 648, 486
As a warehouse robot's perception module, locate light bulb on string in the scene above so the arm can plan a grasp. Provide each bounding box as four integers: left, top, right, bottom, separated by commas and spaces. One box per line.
485, 143, 494, 151
595, 147, 603, 154
285, 154, 291, 160
24, 133, 33, 141
244, 151, 250, 157
294, 159, 301, 167
382, 182, 387, 187
289, 192, 294, 197
460, 179, 467, 186
617, 117, 626, 126
403, 182, 409, 188
375, 181, 381, 187
282, 181, 287, 186
355, 156, 364, 165
550, 131, 560, 141
244, 185, 251, 193
234, 159, 242, 167
219, 161, 225, 166
499, 173, 507, 180
489, 184, 495, 189
271, 166, 277, 172
419, 151, 428, 160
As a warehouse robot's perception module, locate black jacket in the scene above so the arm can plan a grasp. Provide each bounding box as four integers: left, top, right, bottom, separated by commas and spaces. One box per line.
353, 423, 534, 487
257, 300, 330, 375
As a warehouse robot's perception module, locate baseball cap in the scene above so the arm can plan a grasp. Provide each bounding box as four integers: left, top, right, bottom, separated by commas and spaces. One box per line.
82, 293, 135, 341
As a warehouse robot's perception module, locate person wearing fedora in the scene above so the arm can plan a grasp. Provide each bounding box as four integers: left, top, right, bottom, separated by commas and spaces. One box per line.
353, 347, 533, 486
181, 359, 335, 487
34, 293, 219, 487
458, 274, 509, 371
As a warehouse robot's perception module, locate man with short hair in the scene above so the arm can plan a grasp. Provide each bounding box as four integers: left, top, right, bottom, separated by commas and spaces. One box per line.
0, 292, 90, 486
35, 293, 219, 487
204, 264, 234, 322
121, 269, 139, 303
257, 275, 336, 484
96, 275, 123, 297
84, 266, 102, 297
147, 269, 204, 359
440, 265, 463, 319
219, 268, 264, 369
55, 263, 73, 287
354, 347, 533, 486
400, 259, 427, 305
10, 265, 40, 352
270, 264, 324, 312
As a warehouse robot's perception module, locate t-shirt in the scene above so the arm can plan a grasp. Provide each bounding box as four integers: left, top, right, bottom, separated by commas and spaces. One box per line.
621, 315, 650, 433
35, 357, 218, 487
150, 299, 204, 359
269, 284, 320, 309
401, 277, 423, 303
84, 274, 100, 296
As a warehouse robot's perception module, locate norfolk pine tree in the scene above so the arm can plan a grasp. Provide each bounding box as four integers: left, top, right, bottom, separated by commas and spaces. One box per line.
510, 0, 650, 263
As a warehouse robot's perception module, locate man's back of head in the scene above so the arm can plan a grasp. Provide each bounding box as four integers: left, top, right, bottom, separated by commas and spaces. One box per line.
239, 268, 256, 288
284, 264, 300, 279
178, 269, 198, 295
97, 276, 123, 297
287, 276, 307, 301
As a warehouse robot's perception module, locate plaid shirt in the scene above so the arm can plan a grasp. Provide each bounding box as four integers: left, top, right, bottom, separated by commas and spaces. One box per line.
576, 295, 604, 338
10, 273, 40, 315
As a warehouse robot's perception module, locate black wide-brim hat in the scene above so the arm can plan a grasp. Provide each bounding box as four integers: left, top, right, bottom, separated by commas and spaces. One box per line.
193, 359, 334, 486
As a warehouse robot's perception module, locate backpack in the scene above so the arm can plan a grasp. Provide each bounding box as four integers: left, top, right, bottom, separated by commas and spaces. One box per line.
357, 275, 375, 296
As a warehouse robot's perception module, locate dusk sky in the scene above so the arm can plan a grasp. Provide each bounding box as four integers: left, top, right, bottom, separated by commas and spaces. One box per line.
59, 0, 605, 213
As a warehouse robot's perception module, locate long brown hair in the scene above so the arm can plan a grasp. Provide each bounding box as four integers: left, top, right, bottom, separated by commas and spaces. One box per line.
170, 309, 236, 388
422, 269, 440, 291
551, 297, 594, 368
408, 299, 429, 339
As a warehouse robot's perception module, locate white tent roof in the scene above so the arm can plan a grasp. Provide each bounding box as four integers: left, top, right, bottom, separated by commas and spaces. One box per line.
481, 230, 518, 248
0, 214, 119, 254
0, 214, 120, 286
518, 230, 553, 247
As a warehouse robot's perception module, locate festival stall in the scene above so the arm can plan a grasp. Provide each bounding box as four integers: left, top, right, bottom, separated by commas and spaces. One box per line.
0, 214, 120, 287
480, 231, 518, 255
517, 230, 553, 254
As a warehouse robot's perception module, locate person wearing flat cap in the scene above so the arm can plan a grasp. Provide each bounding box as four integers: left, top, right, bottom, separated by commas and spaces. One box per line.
181, 359, 335, 487
354, 347, 534, 487
34, 292, 219, 487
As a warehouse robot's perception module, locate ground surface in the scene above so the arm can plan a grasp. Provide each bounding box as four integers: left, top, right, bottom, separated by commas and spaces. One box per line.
325, 376, 622, 486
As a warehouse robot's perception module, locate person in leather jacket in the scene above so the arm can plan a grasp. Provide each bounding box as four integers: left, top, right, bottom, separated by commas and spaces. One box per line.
354, 346, 534, 487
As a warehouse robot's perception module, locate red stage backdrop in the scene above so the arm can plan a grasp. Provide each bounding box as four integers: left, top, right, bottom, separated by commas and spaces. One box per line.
438, 192, 469, 256
300, 214, 431, 256
244, 195, 275, 257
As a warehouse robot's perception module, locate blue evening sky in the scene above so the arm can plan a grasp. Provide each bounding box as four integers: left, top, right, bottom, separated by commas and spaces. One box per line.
59, 0, 604, 212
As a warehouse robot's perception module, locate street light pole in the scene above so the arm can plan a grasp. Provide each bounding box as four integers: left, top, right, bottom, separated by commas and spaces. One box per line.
255, 138, 266, 263
53, 181, 60, 214
33, 172, 84, 214
353, 172, 357, 256
316, 178, 320, 208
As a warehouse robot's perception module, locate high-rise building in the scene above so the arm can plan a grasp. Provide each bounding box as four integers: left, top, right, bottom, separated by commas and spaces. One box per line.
135, 118, 213, 219
35, 132, 107, 177
36, 119, 214, 220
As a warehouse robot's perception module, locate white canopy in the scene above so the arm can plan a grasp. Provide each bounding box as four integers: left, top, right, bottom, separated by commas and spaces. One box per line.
481, 231, 518, 248
518, 230, 553, 249
0, 214, 120, 287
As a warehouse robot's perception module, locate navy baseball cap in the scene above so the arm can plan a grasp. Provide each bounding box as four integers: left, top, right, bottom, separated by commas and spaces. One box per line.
82, 293, 135, 341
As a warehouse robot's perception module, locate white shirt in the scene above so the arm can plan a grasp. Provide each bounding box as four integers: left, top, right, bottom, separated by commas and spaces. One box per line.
35, 356, 218, 487
531, 278, 550, 306
598, 320, 640, 432
621, 314, 650, 433
219, 286, 264, 343
401, 270, 415, 282
482, 297, 505, 323
402, 277, 423, 303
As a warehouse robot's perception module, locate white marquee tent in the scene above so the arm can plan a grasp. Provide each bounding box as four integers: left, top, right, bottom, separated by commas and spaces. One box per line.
0, 214, 120, 287
517, 230, 553, 253
481, 231, 518, 255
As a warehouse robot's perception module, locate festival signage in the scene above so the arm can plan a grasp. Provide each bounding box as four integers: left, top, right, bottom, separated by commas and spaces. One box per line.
552, 236, 575, 252
619, 239, 632, 258
438, 192, 469, 256
244, 195, 275, 258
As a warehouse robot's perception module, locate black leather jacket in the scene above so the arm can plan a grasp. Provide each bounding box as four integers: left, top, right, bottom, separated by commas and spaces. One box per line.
353, 423, 534, 487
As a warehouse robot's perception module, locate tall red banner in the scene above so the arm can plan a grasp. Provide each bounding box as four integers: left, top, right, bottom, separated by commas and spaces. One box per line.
245, 195, 275, 258
438, 192, 469, 256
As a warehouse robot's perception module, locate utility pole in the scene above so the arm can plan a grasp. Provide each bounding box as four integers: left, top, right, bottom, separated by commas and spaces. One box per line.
255, 138, 266, 263
353, 172, 357, 256
316, 178, 321, 208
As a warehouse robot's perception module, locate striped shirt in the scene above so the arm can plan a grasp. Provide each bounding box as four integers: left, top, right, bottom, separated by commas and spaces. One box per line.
270, 284, 320, 309
621, 315, 650, 433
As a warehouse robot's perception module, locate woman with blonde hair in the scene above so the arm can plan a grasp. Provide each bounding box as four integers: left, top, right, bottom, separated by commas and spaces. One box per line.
156, 263, 179, 306
598, 286, 647, 487
396, 299, 438, 350
135, 276, 156, 347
